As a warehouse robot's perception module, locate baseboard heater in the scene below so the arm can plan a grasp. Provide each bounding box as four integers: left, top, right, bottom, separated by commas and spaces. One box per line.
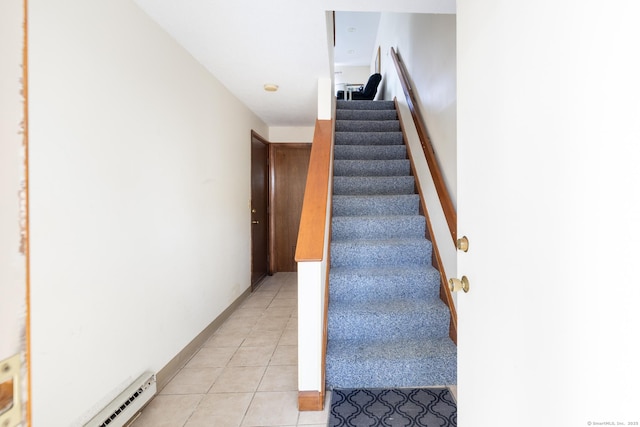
84, 371, 156, 427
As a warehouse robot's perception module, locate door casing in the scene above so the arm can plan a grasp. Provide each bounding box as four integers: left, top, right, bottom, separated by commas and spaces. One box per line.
250, 130, 270, 289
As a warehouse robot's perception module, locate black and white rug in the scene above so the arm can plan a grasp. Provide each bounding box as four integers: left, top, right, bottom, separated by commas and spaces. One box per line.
328, 388, 457, 427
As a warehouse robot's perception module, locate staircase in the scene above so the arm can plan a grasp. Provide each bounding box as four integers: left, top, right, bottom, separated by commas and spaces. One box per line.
325, 100, 457, 388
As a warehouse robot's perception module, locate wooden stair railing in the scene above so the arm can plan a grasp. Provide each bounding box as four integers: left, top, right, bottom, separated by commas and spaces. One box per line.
295, 119, 333, 262
390, 47, 457, 245
391, 48, 458, 344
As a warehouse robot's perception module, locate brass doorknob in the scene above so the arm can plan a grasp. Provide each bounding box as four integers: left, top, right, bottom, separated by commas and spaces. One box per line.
457, 236, 469, 252
449, 276, 470, 293
252, 220, 259, 224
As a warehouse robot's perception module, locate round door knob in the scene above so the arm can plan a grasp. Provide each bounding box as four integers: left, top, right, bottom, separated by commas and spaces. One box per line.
449, 276, 470, 293
457, 236, 469, 252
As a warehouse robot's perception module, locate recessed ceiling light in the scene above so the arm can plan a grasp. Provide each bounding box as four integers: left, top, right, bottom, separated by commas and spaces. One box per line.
263, 84, 279, 92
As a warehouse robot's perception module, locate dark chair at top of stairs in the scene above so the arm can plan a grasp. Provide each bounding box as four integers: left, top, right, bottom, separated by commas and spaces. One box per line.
337, 73, 382, 101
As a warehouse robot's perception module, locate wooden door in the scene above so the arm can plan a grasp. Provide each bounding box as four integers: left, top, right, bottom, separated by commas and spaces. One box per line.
250, 131, 269, 289
270, 144, 311, 272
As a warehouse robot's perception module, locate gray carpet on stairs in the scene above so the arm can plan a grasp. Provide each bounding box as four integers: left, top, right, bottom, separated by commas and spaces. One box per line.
326, 99, 457, 389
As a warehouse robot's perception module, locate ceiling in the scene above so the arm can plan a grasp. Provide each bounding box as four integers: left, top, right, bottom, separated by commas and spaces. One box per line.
334, 12, 381, 67
132, 0, 455, 128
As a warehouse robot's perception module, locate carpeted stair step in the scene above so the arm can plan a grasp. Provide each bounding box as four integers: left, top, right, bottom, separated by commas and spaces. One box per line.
336, 100, 396, 110
332, 215, 425, 240
328, 299, 451, 341
331, 238, 432, 268
332, 194, 420, 216
336, 109, 398, 121
336, 120, 401, 133
333, 176, 415, 195
326, 100, 456, 391
334, 145, 407, 160
334, 159, 410, 177
325, 337, 457, 388
329, 265, 441, 303
335, 132, 404, 146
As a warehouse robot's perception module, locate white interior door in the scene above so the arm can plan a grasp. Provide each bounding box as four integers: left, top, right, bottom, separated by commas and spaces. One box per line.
457, 1, 640, 426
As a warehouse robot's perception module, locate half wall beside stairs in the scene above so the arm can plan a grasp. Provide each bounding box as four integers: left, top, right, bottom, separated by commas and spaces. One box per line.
295, 119, 333, 411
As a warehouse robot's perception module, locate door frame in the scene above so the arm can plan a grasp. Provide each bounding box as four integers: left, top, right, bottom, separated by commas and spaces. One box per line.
0, 0, 31, 424
250, 130, 271, 289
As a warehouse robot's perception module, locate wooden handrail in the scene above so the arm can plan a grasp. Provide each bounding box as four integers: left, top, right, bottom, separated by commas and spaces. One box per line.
295, 119, 333, 262
390, 47, 457, 244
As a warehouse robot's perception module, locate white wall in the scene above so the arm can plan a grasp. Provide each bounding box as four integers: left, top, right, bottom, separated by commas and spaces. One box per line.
0, 0, 27, 362
269, 127, 314, 143
376, 13, 458, 286
28, 0, 267, 424
378, 13, 457, 208
334, 65, 371, 95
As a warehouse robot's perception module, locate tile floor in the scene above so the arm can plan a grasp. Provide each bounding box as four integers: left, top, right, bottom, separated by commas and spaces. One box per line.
130, 272, 457, 427
130, 272, 329, 427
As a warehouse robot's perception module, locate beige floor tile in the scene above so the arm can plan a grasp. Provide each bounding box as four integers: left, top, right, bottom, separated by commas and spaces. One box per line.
216, 320, 255, 336
276, 289, 297, 297
228, 345, 275, 367
270, 345, 297, 366
130, 394, 202, 427
186, 346, 237, 368
257, 365, 297, 392
253, 286, 278, 294
253, 285, 279, 294
263, 306, 296, 318
229, 307, 267, 320
279, 328, 297, 346
242, 296, 275, 309
254, 282, 280, 292
285, 318, 298, 330
252, 322, 289, 333
262, 306, 294, 317
161, 367, 223, 395
263, 304, 296, 317
203, 333, 245, 348
241, 391, 299, 426
242, 330, 282, 347
269, 298, 297, 308
223, 315, 259, 327
215, 326, 254, 339
184, 393, 253, 427
255, 277, 281, 287
297, 392, 331, 425
208, 366, 266, 393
